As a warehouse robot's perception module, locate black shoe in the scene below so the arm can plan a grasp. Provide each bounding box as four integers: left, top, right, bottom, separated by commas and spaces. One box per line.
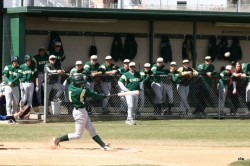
102, 108, 110, 115
136, 111, 141, 115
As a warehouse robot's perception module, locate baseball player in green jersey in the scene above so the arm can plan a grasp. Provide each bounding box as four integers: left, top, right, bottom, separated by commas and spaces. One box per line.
99, 55, 118, 114
218, 65, 236, 115
84, 55, 102, 115
162, 61, 179, 115
177, 59, 199, 115
32, 47, 49, 106
194, 56, 217, 116
138, 63, 153, 115
3, 56, 22, 116
53, 73, 111, 150
117, 59, 130, 114
118, 62, 143, 125
19, 55, 38, 108
151, 57, 168, 115
48, 41, 65, 70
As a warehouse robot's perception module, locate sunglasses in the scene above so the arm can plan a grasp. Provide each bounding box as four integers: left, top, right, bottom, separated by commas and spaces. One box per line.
91, 59, 97, 61
50, 59, 56, 61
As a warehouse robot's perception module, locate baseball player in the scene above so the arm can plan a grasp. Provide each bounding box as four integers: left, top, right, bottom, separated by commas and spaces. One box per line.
19, 55, 37, 108
138, 63, 153, 115
177, 59, 199, 115
99, 55, 118, 114
84, 55, 102, 114
3, 56, 21, 117
162, 61, 179, 115
194, 56, 217, 116
44, 55, 65, 102
218, 65, 236, 116
151, 57, 167, 115
48, 41, 65, 70
243, 62, 250, 111
53, 73, 111, 150
117, 59, 130, 114
32, 47, 49, 106
118, 62, 142, 125
229, 62, 246, 115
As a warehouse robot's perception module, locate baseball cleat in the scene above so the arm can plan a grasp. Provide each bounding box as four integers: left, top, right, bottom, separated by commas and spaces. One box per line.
52, 137, 60, 147
125, 120, 136, 125
101, 144, 112, 151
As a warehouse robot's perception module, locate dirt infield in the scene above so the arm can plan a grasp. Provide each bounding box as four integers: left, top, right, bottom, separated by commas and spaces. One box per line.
0, 140, 250, 166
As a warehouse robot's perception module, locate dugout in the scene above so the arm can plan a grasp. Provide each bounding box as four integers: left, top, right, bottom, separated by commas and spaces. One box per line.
2, 5, 250, 72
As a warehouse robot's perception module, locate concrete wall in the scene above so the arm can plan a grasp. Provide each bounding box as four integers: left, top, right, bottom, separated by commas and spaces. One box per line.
26, 17, 250, 72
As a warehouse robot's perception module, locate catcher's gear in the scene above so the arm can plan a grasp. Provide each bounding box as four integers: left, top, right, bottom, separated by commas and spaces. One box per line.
16, 105, 31, 119
11, 56, 19, 62
72, 73, 86, 86
24, 54, 31, 62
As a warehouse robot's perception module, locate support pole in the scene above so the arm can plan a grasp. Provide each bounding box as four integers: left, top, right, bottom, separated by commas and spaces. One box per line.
0, 0, 3, 71
192, 20, 197, 68
149, 21, 154, 63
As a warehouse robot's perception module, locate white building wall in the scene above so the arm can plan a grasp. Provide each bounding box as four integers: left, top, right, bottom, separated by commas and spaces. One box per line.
26, 17, 250, 72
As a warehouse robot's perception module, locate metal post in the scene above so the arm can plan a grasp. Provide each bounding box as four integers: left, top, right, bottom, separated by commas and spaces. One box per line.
149, 21, 154, 63
0, 0, 3, 72
237, 0, 241, 12
192, 20, 197, 68
44, 72, 48, 123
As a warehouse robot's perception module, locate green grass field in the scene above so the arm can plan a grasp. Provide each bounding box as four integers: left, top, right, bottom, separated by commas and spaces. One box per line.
1, 119, 250, 165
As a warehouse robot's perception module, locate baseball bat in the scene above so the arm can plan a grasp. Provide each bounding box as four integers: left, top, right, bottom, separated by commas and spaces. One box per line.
109, 90, 140, 97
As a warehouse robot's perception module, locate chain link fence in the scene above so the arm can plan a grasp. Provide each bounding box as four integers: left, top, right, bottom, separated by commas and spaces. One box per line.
44, 73, 250, 122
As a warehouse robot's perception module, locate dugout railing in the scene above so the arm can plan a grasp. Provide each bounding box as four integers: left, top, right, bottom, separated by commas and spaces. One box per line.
44, 73, 250, 123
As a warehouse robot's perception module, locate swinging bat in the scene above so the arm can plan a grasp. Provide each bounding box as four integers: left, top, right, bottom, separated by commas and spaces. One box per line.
109, 90, 140, 97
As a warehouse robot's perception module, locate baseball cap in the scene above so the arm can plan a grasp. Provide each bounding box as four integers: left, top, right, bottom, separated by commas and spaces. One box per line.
170, 61, 177, 66
49, 55, 56, 60
225, 65, 232, 70
183, 59, 189, 64
90, 55, 98, 60
129, 62, 136, 67
105, 55, 112, 60
144, 63, 151, 68
38, 47, 45, 52
205, 56, 211, 60
123, 59, 130, 63
75, 61, 82, 65
54, 42, 62, 46
156, 57, 164, 63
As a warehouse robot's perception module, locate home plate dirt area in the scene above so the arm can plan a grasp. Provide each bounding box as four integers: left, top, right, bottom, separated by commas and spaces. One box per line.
1, 140, 250, 166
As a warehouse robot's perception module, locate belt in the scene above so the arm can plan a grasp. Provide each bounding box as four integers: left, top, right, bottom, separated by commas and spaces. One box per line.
75, 107, 84, 110
22, 81, 33, 83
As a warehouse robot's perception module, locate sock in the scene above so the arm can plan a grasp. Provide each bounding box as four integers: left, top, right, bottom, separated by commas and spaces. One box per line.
58, 135, 69, 142
92, 135, 105, 147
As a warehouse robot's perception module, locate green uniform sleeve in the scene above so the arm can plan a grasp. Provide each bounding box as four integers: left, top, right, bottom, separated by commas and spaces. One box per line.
85, 88, 105, 99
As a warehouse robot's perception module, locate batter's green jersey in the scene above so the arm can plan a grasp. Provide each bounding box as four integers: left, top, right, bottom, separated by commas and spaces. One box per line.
19, 63, 37, 82
151, 64, 167, 83
84, 61, 100, 82
119, 71, 142, 91
99, 63, 117, 82
68, 84, 104, 109
32, 54, 49, 72
3, 65, 22, 86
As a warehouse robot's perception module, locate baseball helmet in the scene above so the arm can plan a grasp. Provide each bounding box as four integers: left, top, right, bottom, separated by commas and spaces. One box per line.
24, 54, 31, 62
11, 56, 19, 62
72, 73, 86, 85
